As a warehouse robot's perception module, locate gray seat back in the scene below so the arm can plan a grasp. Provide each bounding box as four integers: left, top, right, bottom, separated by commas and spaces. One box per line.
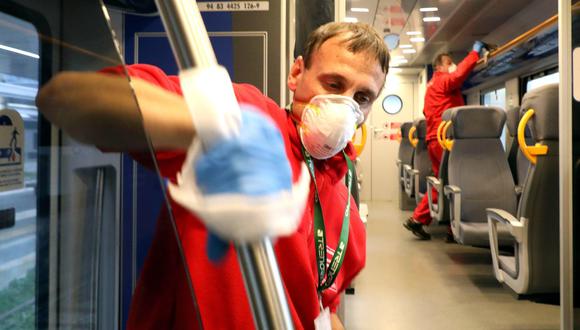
448, 106, 517, 224
439, 109, 455, 188
517, 83, 559, 293
435, 109, 456, 222
413, 119, 431, 198
398, 122, 414, 170
398, 122, 417, 210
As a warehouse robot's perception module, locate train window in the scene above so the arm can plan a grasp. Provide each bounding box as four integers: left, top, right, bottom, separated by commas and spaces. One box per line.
0, 10, 39, 329
526, 71, 560, 92
482, 87, 507, 148
382, 94, 403, 115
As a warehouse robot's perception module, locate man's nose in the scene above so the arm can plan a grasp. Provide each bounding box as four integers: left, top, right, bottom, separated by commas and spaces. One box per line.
339, 89, 356, 99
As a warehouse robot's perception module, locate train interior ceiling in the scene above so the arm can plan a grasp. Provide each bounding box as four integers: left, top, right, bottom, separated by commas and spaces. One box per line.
0, 0, 578, 329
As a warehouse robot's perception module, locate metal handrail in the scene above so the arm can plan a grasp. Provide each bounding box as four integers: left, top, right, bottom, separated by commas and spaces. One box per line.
153, 1, 294, 329
477, 2, 580, 65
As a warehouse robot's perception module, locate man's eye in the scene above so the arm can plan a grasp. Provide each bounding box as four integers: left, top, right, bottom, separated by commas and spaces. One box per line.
355, 94, 370, 105
327, 82, 341, 90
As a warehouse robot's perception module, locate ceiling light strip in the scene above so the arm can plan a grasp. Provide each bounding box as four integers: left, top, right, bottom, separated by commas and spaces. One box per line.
350, 7, 369, 12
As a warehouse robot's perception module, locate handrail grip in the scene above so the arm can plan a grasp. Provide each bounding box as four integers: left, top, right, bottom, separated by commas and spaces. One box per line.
518, 109, 548, 165
408, 125, 418, 148
436, 121, 447, 149
352, 123, 367, 156
442, 121, 454, 151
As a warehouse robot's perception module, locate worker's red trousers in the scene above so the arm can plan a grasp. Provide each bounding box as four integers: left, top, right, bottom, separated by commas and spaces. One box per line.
412, 141, 444, 225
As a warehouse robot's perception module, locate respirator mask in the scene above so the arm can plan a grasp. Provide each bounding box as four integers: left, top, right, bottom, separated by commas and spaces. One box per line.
448, 63, 457, 73
298, 94, 364, 160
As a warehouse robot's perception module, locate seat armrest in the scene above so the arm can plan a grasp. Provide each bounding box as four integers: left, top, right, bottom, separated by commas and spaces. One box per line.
426, 176, 442, 220
486, 208, 507, 283
486, 208, 520, 226
444, 185, 461, 240
396, 159, 403, 184
426, 176, 440, 187
486, 208, 523, 242
486, 208, 526, 284
402, 164, 415, 197
413, 168, 421, 200
444, 185, 461, 195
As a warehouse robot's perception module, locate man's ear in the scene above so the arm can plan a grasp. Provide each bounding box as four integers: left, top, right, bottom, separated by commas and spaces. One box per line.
287, 56, 304, 92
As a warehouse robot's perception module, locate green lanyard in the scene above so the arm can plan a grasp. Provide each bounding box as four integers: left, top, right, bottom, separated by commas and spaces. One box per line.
301, 147, 354, 292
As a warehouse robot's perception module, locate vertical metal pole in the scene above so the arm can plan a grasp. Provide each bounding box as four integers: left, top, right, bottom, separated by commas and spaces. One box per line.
153, 1, 294, 329
236, 239, 295, 330
559, 0, 574, 329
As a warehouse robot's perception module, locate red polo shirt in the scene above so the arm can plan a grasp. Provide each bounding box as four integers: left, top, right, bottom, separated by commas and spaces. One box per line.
103, 64, 366, 330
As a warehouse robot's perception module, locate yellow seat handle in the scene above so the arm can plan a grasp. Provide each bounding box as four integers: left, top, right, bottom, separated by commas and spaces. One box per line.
518, 109, 548, 165
436, 121, 447, 149
351, 123, 367, 156
442, 121, 454, 151
408, 125, 418, 148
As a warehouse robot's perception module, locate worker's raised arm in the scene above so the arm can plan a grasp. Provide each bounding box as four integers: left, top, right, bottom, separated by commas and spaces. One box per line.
36, 71, 195, 151
438, 50, 479, 92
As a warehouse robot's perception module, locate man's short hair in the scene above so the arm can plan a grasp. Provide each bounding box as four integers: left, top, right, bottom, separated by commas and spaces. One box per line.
302, 22, 390, 74
433, 53, 451, 69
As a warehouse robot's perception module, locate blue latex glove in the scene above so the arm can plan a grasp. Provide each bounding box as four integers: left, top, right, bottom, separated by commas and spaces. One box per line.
472, 40, 485, 55
194, 107, 292, 261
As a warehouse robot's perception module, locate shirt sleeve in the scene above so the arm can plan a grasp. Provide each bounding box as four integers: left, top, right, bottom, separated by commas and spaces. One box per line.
99, 64, 286, 182
438, 51, 479, 92
100, 64, 183, 95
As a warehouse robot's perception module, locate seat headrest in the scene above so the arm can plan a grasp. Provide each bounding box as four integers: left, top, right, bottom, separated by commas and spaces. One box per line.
400, 122, 413, 138
520, 83, 558, 140
441, 108, 456, 121
413, 118, 427, 139
505, 106, 519, 137
451, 106, 506, 139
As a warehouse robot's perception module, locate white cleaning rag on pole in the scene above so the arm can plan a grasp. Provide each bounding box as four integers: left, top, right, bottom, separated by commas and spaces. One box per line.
168, 66, 310, 243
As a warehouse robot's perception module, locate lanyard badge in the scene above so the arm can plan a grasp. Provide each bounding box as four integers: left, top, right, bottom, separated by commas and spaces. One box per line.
302, 147, 354, 292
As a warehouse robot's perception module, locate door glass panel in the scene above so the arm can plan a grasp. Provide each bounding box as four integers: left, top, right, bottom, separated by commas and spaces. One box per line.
0, 1, 201, 329
0, 11, 39, 330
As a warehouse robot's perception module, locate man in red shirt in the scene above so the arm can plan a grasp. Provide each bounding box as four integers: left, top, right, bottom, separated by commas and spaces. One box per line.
37, 22, 388, 329
403, 42, 485, 240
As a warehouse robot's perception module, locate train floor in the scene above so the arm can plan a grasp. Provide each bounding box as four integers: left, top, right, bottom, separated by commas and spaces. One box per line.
343, 201, 560, 330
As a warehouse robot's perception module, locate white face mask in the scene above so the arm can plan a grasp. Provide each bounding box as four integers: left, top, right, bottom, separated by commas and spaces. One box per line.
298, 94, 363, 160
448, 63, 457, 73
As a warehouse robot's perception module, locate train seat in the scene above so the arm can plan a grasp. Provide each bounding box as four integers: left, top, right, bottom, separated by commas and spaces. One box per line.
444, 106, 517, 246
402, 122, 418, 198
426, 108, 455, 224
486, 83, 559, 294
403, 119, 432, 204
397, 122, 416, 210
505, 106, 531, 190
